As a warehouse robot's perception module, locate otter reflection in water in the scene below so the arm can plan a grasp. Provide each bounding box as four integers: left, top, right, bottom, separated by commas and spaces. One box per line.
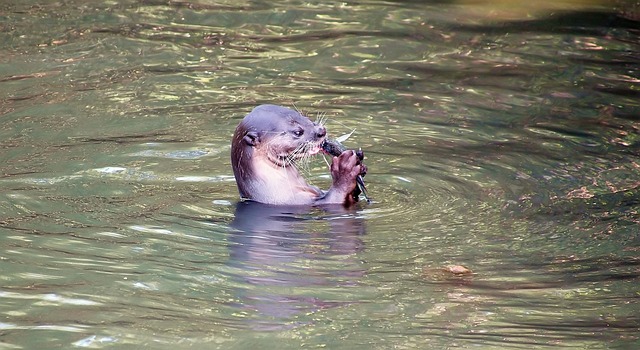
231, 104, 367, 206
228, 202, 366, 329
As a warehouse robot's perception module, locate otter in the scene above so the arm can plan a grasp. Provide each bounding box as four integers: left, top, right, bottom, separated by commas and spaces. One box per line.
231, 104, 365, 206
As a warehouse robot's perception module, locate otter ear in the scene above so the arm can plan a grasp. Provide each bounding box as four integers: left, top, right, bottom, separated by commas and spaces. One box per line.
243, 131, 260, 146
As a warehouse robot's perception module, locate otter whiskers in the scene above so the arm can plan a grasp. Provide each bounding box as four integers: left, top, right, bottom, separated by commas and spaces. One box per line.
231, 104, 367, 205
315, 112, 328, 129
287, 141, 318, 171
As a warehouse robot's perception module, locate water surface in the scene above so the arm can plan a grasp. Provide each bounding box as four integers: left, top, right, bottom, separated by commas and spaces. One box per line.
1, 1, 639, 349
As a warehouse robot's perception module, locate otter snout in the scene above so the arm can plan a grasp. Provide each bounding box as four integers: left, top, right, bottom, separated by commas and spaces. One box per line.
315, 125, 327, 139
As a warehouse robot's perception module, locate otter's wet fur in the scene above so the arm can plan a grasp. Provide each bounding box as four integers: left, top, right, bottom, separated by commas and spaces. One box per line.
231, 104, 365, 206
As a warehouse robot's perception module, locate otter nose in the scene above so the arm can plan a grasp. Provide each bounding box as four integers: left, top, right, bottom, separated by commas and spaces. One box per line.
315, 126, 326, 139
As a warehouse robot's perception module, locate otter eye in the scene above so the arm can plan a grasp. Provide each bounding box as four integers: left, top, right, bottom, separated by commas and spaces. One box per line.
292, 129, 304, 137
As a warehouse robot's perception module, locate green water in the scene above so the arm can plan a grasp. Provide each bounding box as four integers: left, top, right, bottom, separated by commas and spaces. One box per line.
1, 1, 639, 349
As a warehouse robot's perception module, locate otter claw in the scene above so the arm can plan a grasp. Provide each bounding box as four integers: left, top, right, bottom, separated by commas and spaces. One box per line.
360, 164, 367, 177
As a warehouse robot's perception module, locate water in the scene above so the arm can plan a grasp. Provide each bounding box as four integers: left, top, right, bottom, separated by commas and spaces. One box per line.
1, 0, 639, 349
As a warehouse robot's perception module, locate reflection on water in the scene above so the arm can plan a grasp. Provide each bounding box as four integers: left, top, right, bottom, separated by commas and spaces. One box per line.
228, 202, 364, 330
0, 0, 639, 348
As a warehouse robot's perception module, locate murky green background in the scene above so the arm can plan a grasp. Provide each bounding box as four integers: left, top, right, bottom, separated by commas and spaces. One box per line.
1, 0, 639, 349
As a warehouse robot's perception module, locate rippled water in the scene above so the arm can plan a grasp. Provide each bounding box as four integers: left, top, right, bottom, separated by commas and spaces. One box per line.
1, 1, 639, 349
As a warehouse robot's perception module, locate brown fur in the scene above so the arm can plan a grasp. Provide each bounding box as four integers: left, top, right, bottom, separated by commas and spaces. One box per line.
231, 104, 362, 206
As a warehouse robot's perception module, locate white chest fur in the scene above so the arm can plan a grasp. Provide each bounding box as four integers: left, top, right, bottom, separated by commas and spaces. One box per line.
247, 157, 320, 205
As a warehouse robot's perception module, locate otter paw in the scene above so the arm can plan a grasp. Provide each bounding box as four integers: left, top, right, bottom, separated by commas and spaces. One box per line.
330, 151, 361, 191
359, 163, 367, 177
355, 149, 367, 177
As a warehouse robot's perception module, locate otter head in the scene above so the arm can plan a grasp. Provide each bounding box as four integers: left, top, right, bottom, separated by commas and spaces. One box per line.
231, 104, 327, 200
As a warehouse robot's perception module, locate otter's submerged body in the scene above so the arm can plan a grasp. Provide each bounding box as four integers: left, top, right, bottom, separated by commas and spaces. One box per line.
231, 104, 366, 206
